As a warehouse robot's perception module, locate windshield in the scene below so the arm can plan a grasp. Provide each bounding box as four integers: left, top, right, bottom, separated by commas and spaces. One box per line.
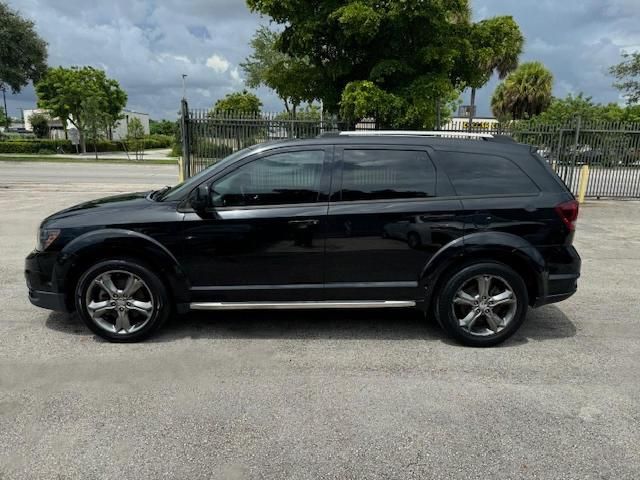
158, 145, 261, 201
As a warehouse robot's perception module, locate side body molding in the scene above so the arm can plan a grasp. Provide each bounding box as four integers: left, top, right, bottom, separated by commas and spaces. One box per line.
53, 228, 191, 306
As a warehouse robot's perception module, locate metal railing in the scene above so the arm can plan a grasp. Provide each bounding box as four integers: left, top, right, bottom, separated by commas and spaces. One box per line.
180, 101, 640, 198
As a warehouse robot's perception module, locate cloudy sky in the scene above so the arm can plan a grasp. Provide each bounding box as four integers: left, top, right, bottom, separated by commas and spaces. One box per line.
5, 0, 639, 120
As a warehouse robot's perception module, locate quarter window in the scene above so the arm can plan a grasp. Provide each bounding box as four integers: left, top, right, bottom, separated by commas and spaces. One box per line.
440, 152, 539, 196
337, 149, 435, 201
211, 150, 324, 207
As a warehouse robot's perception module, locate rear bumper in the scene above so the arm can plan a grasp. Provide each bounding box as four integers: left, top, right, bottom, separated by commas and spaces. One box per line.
533, 246, 581, 307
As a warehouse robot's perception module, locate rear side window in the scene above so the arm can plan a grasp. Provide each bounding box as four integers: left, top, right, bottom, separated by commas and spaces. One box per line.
440, 152, 539, 196
336, 149, 435, 201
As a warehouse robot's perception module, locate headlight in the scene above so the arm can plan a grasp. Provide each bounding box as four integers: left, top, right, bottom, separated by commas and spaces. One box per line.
36, 228, 61, 251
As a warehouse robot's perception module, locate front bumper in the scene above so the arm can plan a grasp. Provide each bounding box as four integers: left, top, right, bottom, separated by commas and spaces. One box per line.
25, 249, 69, 312
28, 289, 68, 311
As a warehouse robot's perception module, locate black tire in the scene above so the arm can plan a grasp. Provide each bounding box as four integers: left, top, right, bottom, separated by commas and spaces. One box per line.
434, 262, 528, 347
75, 258, 170, 342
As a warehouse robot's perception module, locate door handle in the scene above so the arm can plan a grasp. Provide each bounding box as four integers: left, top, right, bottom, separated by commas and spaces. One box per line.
288, 219, 319, 227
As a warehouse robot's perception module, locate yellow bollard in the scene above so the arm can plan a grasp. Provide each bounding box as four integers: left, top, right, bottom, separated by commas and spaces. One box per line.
577, 165, 589, 204
178, 156, 184, 183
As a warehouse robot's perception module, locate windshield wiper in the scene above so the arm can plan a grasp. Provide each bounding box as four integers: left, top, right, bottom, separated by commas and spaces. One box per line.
150, 186, 171, 201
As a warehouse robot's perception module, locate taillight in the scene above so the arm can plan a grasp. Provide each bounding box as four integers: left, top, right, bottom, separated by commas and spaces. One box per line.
555, 200, 579, 232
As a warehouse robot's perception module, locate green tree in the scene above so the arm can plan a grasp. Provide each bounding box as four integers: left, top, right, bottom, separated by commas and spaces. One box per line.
0, 106, 7, 127
241, 26, 316, 117
35, 66, 127, 152
150, 119, 177, 136
0, 2, 48, 94
491, 61, 554, 120
530, 93, 640, 124
247, 0, 493, 128
610, 52, 640, 105
462, 16, 524, 129
127, 117, 145, 160
83, 96, 110, 159
28, 112, 49, 138
213, 90, 262, 114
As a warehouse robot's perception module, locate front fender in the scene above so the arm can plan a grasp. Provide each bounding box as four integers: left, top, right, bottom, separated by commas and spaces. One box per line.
419, 232, 546, 308
53, 228, 190, 304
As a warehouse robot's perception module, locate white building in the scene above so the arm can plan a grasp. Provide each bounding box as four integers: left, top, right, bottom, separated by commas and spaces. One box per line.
21, 107, 150, 141
23, 108, 66, 138
112, 109, 150, 141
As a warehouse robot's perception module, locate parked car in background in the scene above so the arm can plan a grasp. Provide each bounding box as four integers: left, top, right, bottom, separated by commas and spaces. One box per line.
26, 131, 581, 347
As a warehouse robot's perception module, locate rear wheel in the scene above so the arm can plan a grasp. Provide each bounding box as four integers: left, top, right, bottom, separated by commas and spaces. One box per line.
434, 262, 528, 347
75, 259, 170, 342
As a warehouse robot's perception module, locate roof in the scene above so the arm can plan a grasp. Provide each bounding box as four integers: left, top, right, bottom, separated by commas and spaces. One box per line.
251, 133, 530, 155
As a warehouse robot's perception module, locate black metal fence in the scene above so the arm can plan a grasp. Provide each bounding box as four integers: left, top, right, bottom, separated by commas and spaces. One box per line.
180, 100, 640, 198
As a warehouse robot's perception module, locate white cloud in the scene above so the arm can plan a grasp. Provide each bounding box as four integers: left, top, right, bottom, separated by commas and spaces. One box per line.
206, 54, 230, 73
230, 67, 242, 83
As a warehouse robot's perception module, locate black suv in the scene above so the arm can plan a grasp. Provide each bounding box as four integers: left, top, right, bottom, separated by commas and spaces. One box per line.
25, 132, 581, 347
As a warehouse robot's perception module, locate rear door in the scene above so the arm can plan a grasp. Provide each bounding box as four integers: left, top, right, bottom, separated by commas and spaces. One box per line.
323, 145, 465, 301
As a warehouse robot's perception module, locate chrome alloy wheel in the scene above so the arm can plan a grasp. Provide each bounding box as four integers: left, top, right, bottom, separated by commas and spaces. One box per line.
84, 270, 155, 335
452, 274, 517, 337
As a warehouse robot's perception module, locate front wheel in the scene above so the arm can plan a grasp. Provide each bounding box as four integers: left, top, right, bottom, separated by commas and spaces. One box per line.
435, 262, 528, 347
75, 259, 170, 342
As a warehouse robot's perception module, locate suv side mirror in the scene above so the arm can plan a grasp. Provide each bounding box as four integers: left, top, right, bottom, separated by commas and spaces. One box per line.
190, 184, 211, 215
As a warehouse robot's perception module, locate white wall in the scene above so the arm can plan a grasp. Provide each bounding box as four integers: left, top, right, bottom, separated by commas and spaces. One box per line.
112, 110, 150, 141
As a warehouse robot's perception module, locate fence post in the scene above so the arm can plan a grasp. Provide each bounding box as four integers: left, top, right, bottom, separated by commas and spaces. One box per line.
577, 165, 590, 203
180, 99, 191, 179
568, 115, 582, 192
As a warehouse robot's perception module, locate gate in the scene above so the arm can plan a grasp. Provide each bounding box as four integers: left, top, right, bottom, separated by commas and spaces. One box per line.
180, 101, 640, 198
179, 99, 374, 177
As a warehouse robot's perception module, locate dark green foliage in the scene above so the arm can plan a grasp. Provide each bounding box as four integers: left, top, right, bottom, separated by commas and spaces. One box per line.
150, 119, 178, 136
246, 0, 524, 128
610, 52, 640, 105
0, 2, 48, 93
28, 113, 49, 138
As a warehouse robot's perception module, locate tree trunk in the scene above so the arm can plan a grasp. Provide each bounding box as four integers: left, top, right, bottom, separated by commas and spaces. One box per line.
79, 130, 86, 154
468, 87, 476, 132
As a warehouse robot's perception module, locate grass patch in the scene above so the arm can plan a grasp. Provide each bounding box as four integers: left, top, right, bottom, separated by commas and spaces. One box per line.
0, 155, 177, 165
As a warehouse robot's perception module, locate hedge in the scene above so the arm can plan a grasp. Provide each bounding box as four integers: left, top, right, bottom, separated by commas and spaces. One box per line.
0, 134, 175, 154
0, 139, 72, 154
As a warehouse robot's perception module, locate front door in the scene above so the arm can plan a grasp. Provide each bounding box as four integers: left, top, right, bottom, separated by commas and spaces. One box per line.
324, 146, 465, 301
180, 147, 332, 302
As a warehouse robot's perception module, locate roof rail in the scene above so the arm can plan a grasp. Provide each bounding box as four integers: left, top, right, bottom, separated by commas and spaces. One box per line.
337, 130, 494, 139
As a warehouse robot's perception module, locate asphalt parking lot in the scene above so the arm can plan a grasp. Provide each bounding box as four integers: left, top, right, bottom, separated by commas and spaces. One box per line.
1, 162, 639, 479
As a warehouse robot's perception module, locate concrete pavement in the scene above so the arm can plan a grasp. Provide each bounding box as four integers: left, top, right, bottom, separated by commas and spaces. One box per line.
0, 163, 639, 479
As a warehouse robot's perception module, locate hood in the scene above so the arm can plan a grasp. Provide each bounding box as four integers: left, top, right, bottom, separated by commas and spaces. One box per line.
41, 191, 153, 228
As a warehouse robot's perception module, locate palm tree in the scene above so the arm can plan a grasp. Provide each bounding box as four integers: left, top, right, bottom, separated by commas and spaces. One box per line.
466, 16, 524, 130
491, 61, 554, 120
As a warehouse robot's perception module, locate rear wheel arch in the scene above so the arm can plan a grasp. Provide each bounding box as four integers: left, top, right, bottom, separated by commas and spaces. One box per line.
428, 251, 540, 309
421, 237, 545, 312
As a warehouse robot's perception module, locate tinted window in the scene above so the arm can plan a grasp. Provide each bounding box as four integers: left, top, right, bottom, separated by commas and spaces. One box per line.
337, 149, 435, 201
211, 150, 324, 207
441, 152, 539, 196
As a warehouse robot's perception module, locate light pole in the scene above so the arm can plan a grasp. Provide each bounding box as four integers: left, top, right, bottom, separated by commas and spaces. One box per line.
181, 74, 188, 99
2, 86, 8, 128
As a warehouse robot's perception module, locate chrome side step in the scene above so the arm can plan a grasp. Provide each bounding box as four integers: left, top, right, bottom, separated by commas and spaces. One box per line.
189, 300, 416, 311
